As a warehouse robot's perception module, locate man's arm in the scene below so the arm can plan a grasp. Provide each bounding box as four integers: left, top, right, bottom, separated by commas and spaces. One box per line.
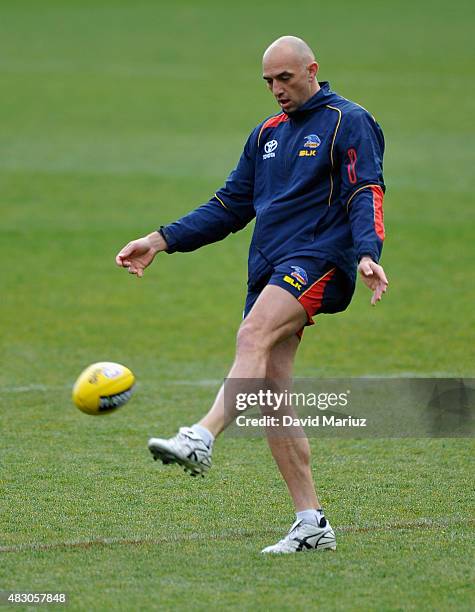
338, 109, 388, 303
116, 127, 259, 276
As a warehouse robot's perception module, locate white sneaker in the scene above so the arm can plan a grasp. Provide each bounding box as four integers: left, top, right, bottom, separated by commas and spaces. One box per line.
148, 427, 213, 477
261, 518, 336, 553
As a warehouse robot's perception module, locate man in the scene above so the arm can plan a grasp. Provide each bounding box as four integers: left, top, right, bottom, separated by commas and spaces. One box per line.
116, 36, 388, 554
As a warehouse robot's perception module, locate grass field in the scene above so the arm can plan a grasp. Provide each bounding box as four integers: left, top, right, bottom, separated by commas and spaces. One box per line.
1, 0, 474, 610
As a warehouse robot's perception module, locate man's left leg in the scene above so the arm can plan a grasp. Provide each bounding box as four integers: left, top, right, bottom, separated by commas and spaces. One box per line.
263, 335, 320, 511
259, 335, 336, 553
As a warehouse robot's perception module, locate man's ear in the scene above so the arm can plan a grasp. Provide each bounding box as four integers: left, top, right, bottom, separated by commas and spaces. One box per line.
308, 61, 319, 81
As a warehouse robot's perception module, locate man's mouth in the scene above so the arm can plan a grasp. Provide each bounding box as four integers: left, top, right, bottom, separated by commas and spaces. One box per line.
278, 98, 291, 108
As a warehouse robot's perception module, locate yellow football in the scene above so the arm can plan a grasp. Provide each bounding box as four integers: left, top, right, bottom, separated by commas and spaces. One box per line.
72, 362, 135, 415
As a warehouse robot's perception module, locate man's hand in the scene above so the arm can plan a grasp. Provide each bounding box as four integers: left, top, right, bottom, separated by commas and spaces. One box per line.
357, 256, 388, 305
115, 231, 168, 278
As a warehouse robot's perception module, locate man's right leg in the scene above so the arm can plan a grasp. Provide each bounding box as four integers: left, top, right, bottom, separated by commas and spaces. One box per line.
148, 285, 307, 474
197, 284, 308, 436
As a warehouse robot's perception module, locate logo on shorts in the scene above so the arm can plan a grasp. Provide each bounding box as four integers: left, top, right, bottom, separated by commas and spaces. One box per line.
263, 139, 278, 159
283, 275, 302, 291
304, 134, 321, 148
290, 266, 308, 286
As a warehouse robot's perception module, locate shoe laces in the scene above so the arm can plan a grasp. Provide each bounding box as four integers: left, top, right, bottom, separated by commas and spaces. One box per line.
275, 519, 303, 545
281, 517, 325, 543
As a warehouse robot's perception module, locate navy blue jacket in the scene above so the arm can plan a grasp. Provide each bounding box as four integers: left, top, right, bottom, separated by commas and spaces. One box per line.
160, 82, 385, 285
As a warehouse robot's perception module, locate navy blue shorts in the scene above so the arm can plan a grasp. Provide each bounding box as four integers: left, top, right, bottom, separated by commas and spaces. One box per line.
244, 257, 355, 333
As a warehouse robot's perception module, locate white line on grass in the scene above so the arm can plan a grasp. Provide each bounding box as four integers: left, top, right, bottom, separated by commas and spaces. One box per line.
0, 381, 223, 394
1, 517, 473, 554
172, 379, 222, 387
0, 373, 467, 395
0, 384, 59, 394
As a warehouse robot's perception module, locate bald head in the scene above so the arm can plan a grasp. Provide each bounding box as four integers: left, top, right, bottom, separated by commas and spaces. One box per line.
262, 36, 320, 113
263, 36, 315, 67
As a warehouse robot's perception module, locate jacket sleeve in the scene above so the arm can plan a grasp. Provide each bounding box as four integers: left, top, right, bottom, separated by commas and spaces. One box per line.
337, 109, 386, 263
160, 128, 258, 253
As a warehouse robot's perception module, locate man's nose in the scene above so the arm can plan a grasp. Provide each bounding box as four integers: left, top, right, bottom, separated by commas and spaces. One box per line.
272, 82, 284, 96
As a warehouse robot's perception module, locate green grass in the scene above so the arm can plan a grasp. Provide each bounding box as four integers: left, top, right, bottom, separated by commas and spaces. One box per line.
1, 0, 474, 610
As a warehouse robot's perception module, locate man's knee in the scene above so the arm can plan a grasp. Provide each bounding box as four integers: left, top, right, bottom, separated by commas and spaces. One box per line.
236, 318, 272, 356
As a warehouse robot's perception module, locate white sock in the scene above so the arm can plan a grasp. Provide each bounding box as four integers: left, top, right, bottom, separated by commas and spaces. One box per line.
296, 508, 326, 527
191, 424, 214, 448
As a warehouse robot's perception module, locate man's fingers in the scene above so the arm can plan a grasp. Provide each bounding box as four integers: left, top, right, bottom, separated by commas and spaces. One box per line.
358, 259, 388, 305
116, 256, 131, 267
375, 266, 388, 286
365, 277, 378, 291
371, 282, 388, 305
115, 237, 152, 277
371, 287, 381, 306
371, 289, 381, 306
116, 244, 133, 266
360, 261, 389, 282
369, 262, 388, 285
360, 264, 373, 276
126, 265, 144, 277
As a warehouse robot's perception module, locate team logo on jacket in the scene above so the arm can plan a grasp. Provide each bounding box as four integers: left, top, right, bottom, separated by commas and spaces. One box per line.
290, 266, 308, 286
298, 134, 321, 157
304, 134, 321, 148
263, 139, 278, 160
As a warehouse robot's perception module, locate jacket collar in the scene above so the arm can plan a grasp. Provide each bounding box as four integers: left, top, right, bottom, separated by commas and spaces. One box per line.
286, 82, 334, 118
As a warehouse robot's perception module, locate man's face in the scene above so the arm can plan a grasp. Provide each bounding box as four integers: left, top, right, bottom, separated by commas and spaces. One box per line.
262, 52, 317, 113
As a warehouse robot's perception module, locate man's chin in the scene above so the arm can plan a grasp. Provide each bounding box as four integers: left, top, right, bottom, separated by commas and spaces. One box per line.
279, 101, 295, 113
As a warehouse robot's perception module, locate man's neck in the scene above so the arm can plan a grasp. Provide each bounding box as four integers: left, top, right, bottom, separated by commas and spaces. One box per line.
300, 81, 321, 107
